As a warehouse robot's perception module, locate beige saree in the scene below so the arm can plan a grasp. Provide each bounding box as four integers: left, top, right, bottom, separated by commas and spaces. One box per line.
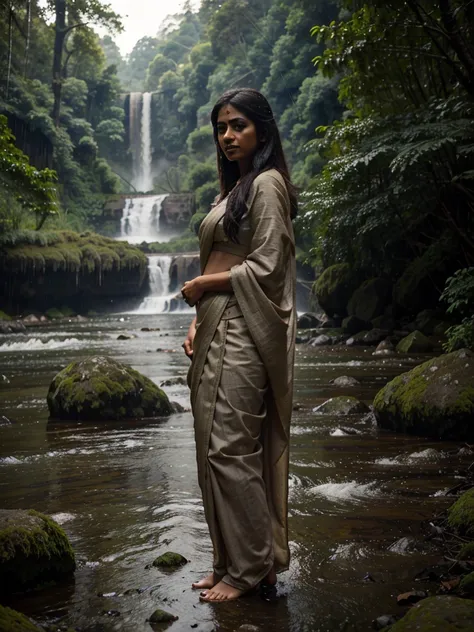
188, 169, 296, 590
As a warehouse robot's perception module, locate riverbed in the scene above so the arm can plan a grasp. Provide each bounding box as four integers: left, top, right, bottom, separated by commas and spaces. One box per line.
0, 314, 471, 632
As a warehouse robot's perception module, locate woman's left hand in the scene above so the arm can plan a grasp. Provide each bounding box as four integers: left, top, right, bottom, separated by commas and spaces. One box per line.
181, 278, 204, 307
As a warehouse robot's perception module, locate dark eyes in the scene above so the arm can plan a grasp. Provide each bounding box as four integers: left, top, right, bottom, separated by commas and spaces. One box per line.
217, 122, 246, 134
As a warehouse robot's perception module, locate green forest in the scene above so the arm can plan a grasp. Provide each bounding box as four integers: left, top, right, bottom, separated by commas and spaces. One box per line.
0, 0, 473, 347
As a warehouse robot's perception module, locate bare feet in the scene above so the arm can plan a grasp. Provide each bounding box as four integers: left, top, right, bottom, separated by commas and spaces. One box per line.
192, 573, 220, 590
199, 580, 244, 602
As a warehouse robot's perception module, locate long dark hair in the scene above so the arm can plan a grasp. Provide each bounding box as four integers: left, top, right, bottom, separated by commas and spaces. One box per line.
210, 88, 297, 242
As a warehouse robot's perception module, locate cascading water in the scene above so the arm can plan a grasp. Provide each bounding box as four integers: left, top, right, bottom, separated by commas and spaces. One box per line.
134, 255, 178, 314
120, 92, 191, 313
119, 193, 168, 244
129, 91, 153, 192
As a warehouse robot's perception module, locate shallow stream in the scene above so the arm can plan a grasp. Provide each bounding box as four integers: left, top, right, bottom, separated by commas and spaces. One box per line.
0, 314, 470, 631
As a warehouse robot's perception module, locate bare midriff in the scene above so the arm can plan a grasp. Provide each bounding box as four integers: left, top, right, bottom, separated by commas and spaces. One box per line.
203, 250, 245, 275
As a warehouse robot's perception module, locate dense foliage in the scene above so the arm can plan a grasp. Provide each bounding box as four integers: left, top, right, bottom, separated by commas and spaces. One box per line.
105, 0, 342, 200
0, 0, 124, 231
1, 0, 473, 339
297, 0, 474, 336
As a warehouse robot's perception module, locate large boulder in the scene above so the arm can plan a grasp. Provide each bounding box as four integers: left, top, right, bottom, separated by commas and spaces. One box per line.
347, 278, 391, 323
0, 605, 42, 631
313, 264, 359, 318
0, 509, 75, 594
47, 356, 174, 421
386, 596, 474, 631
373, 349, 474, 439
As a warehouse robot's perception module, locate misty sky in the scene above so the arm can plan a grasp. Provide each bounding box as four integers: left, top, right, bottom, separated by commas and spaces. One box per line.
106, 0, 201, 55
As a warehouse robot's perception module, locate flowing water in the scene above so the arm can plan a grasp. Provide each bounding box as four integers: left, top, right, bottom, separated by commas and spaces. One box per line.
0, 316, 471, 632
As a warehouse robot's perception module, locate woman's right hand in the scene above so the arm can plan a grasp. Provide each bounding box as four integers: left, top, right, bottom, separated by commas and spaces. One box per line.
182, 317, 196, 359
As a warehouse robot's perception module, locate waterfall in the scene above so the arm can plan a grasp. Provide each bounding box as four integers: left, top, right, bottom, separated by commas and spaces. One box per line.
129, 91, 153, 192
119, 193, 169, 244
134, 255, 184, 314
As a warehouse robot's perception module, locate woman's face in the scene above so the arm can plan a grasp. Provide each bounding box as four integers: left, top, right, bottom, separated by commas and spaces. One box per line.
216, 104, 259, 167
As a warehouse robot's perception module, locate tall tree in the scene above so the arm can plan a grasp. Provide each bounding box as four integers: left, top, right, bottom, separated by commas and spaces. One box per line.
50, 0, 121, 126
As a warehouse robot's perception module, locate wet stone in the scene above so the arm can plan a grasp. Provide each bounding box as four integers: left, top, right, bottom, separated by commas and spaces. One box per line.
313, 396, 370, 415
388, 596, 474, 631
331, 375, 360, 387
308, 334, 331, 346
372, 614, 400, 630
152, 551, 188, 568
147, 608, 179, 623
396, 590, 427, 606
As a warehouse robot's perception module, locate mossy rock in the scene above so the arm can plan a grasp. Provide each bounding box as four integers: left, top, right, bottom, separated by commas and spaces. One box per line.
447, 489, 474, 537
313, 396, 369, 415
148, 609, 178, 623
460, 572, 474, 596
458, 541, 474, 560
396, 330, 434, 353
47, 356, 174, 421
387, 596, 474, 631
152, 551, 188, 568
45, 308, 64, 320
0, 310, 12, 321
0, 605, 42, 631
347, 278, 391, 323
373, 349, 474, 439
314, 264, 359, 318
0, 509, 76, 595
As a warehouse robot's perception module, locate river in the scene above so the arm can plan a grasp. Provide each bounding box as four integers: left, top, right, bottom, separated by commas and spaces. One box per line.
0, 314, 470, 632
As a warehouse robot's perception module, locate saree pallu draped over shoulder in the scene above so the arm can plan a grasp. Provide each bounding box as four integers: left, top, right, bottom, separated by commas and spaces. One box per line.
188, 169, 296, 589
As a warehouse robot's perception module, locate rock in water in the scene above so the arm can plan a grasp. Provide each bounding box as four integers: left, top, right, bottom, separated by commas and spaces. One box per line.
47, 356, 174, 421
0, 509, 75, 595
331, 376, 360, 387
373, 349, 474, 440
0, 605, 43, 631
152, 551, 188, 568
396, 330, 434, 353
148, 609, 178, 623
387, 596, 474, 631
447, 489, 474, 537
297, 312, 321, 329
313, 396, 369, 415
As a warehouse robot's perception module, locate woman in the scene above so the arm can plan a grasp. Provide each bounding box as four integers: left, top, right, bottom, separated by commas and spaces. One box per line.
181, 88, 297, 603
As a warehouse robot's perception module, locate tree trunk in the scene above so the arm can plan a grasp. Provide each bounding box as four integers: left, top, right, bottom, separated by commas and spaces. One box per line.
24, 0, 31, 77
52, 0, 66, 127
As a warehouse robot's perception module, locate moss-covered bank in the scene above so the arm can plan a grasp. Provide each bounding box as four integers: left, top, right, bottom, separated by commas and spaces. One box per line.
0, 509, 75, 595
0, 230, 148, 312
47, 356, 174, 421
387, 596, 474, 631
